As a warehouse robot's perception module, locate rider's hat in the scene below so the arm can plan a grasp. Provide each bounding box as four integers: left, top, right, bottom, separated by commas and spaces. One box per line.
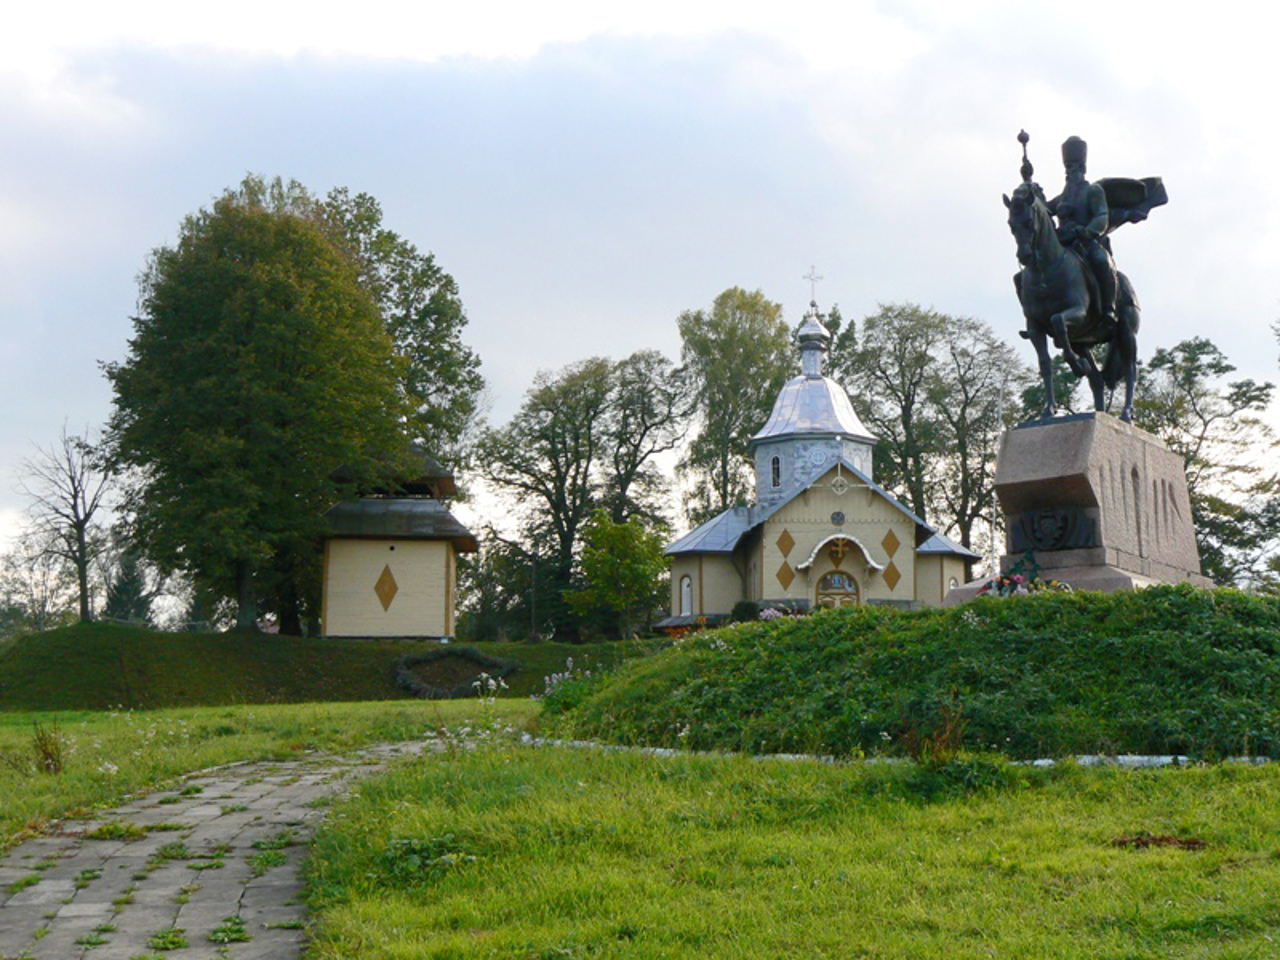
1061, 136, 1088, 167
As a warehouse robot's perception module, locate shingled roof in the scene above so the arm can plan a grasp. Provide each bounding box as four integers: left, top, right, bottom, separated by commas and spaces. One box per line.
324, 499, 477, 552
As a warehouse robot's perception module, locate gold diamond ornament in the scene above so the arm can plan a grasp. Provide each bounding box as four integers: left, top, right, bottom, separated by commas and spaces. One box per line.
374, 564, 399, 611
881, 529, 901, 558
776, 529, 795, 556
776, 561, 795, 590
882, 561, 901, 591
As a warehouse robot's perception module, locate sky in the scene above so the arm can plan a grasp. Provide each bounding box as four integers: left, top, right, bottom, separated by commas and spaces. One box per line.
3, 1, 1279, 547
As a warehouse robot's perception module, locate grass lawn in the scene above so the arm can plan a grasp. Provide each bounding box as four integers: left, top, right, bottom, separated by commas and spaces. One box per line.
0, 699, 538, 847
306, 744, 1280, 958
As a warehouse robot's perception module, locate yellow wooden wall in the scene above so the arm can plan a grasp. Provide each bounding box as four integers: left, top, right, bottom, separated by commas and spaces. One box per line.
669, 554, 742, 617
914, 554, 968, 607
322, 538, 455, 637
760, 467, 916, 606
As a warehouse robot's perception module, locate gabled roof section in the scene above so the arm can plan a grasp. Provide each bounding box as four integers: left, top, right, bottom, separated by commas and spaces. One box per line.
325, 499, 478, 552
665, 506, 752, 556
918, 531, 982, 560
664, 461, 980, 562
749, 458, 919, 529
753, 458, 977, 558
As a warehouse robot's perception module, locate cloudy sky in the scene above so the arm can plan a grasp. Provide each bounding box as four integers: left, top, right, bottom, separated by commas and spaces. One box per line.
3, 1, 1278, 546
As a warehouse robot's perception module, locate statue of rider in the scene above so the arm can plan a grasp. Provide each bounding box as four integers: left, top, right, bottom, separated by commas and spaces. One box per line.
1047, 136, 1118, 326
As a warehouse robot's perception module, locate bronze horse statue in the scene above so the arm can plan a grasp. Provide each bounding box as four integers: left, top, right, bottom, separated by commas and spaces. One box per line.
1003, 179, 1139, 422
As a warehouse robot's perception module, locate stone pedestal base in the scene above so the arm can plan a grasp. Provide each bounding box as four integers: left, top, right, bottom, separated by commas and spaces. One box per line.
945, 412, 1210, 604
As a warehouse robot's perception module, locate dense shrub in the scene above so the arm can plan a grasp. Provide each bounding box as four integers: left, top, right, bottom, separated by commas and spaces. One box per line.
547, 585, 1280, 760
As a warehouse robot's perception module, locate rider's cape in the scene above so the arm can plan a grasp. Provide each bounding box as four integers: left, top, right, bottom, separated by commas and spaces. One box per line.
1097, 176, 1168, 231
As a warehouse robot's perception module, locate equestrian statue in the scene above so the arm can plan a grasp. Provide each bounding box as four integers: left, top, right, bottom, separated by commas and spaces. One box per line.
1003, 131, 1167, 422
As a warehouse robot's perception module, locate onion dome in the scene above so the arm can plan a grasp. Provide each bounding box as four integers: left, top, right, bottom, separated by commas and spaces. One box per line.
750, 302, 875, 446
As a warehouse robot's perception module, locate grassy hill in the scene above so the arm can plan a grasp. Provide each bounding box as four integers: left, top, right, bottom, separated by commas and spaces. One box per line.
545, 585, 1280, 760
0, 622, 642, 711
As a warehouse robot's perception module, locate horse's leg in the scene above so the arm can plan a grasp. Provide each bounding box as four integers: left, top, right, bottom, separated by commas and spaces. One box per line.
1119, 314, 1138, 422
1050, 313, 1087, 377
1028, 325, 1055, 419
1079, 349, 1105, 412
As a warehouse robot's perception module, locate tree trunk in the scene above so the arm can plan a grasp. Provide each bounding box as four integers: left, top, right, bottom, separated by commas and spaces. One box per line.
234, 560, 258, 631
76, 526, 92, 622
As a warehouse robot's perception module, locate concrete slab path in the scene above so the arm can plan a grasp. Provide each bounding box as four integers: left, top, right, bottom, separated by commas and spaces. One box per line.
0, 740, 438, 960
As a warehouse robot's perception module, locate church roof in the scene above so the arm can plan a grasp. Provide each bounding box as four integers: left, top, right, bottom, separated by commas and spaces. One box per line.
750, 374, 875, 446
325, 498, 478, 552
665, 506, 752, 555
666, 459, 979, 561
918, 531, 981, 560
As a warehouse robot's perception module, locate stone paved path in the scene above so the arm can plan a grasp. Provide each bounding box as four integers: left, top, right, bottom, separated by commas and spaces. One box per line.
0, 740, 439, 960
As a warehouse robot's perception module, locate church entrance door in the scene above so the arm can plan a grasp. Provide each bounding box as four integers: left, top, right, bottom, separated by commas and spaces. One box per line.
816, 570, 859, 608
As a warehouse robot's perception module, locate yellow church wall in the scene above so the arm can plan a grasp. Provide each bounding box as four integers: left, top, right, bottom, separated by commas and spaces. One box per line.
669, 555, 742, 617
914, 555, 969, 607
323, 539, 455, 637
760, 469, 917, 606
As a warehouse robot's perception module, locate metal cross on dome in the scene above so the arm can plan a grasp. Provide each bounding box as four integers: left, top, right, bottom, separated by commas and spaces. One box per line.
803, 265, 823, 302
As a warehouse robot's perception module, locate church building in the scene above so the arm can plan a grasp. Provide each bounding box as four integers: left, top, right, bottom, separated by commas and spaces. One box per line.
661, 303, 977, 627
320, 447, 477, 639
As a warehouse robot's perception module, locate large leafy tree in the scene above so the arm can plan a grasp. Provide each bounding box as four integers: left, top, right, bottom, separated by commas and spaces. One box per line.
106, 176, 410, 630
473, 352, 685, 638
476, 358, 614, 631
322, 189, 483, 463
565, 509, 668, 638
928, 319, 1025, 550
600, 349, 688, 524
829, 303, 947, 521
1132, 337, 1278, 585
830, 303, 1030, 555
678, 287, 793, 525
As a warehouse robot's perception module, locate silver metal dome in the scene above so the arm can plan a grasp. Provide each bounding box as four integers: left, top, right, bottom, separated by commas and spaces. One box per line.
750, 301, 875, 445
750, 375, 875, 444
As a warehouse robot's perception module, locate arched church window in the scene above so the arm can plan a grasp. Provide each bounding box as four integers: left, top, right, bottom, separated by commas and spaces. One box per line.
679, 575, 693, 616
816, 570, 859, 608
770, 456, 781, 488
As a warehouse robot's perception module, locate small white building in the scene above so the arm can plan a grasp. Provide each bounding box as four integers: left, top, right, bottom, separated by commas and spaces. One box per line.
659, 303, 977, 628
321, 451, 477, 639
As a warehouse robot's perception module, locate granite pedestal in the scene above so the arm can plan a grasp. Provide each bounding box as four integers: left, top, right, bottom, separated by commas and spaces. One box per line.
947, 412, 1211, 602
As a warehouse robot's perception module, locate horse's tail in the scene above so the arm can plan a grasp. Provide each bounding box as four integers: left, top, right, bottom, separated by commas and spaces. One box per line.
1103, 273, 1140, 391
1102, 339, 1124, 391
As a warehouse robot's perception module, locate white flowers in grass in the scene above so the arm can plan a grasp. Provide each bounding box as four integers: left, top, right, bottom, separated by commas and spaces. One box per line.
538, 658, 592, 699
471, 672, 508, 697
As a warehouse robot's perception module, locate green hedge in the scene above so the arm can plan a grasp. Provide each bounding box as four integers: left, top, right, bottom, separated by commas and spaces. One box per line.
546, 585, 1280, 760
0, 622, 647, 710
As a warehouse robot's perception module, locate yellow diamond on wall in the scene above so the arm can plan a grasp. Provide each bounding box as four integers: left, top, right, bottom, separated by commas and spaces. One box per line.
375, 564, 399, 611
881, 529, 901, 557
776, 561, 795, 590
883, 561, 901, 591
776, 529, 795, 556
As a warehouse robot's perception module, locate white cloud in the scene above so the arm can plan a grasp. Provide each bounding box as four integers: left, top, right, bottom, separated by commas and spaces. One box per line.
3, 5, 1279, 545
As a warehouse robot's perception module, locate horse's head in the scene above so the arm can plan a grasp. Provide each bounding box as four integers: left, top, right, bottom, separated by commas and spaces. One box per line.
1003, 181, 1051, 267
